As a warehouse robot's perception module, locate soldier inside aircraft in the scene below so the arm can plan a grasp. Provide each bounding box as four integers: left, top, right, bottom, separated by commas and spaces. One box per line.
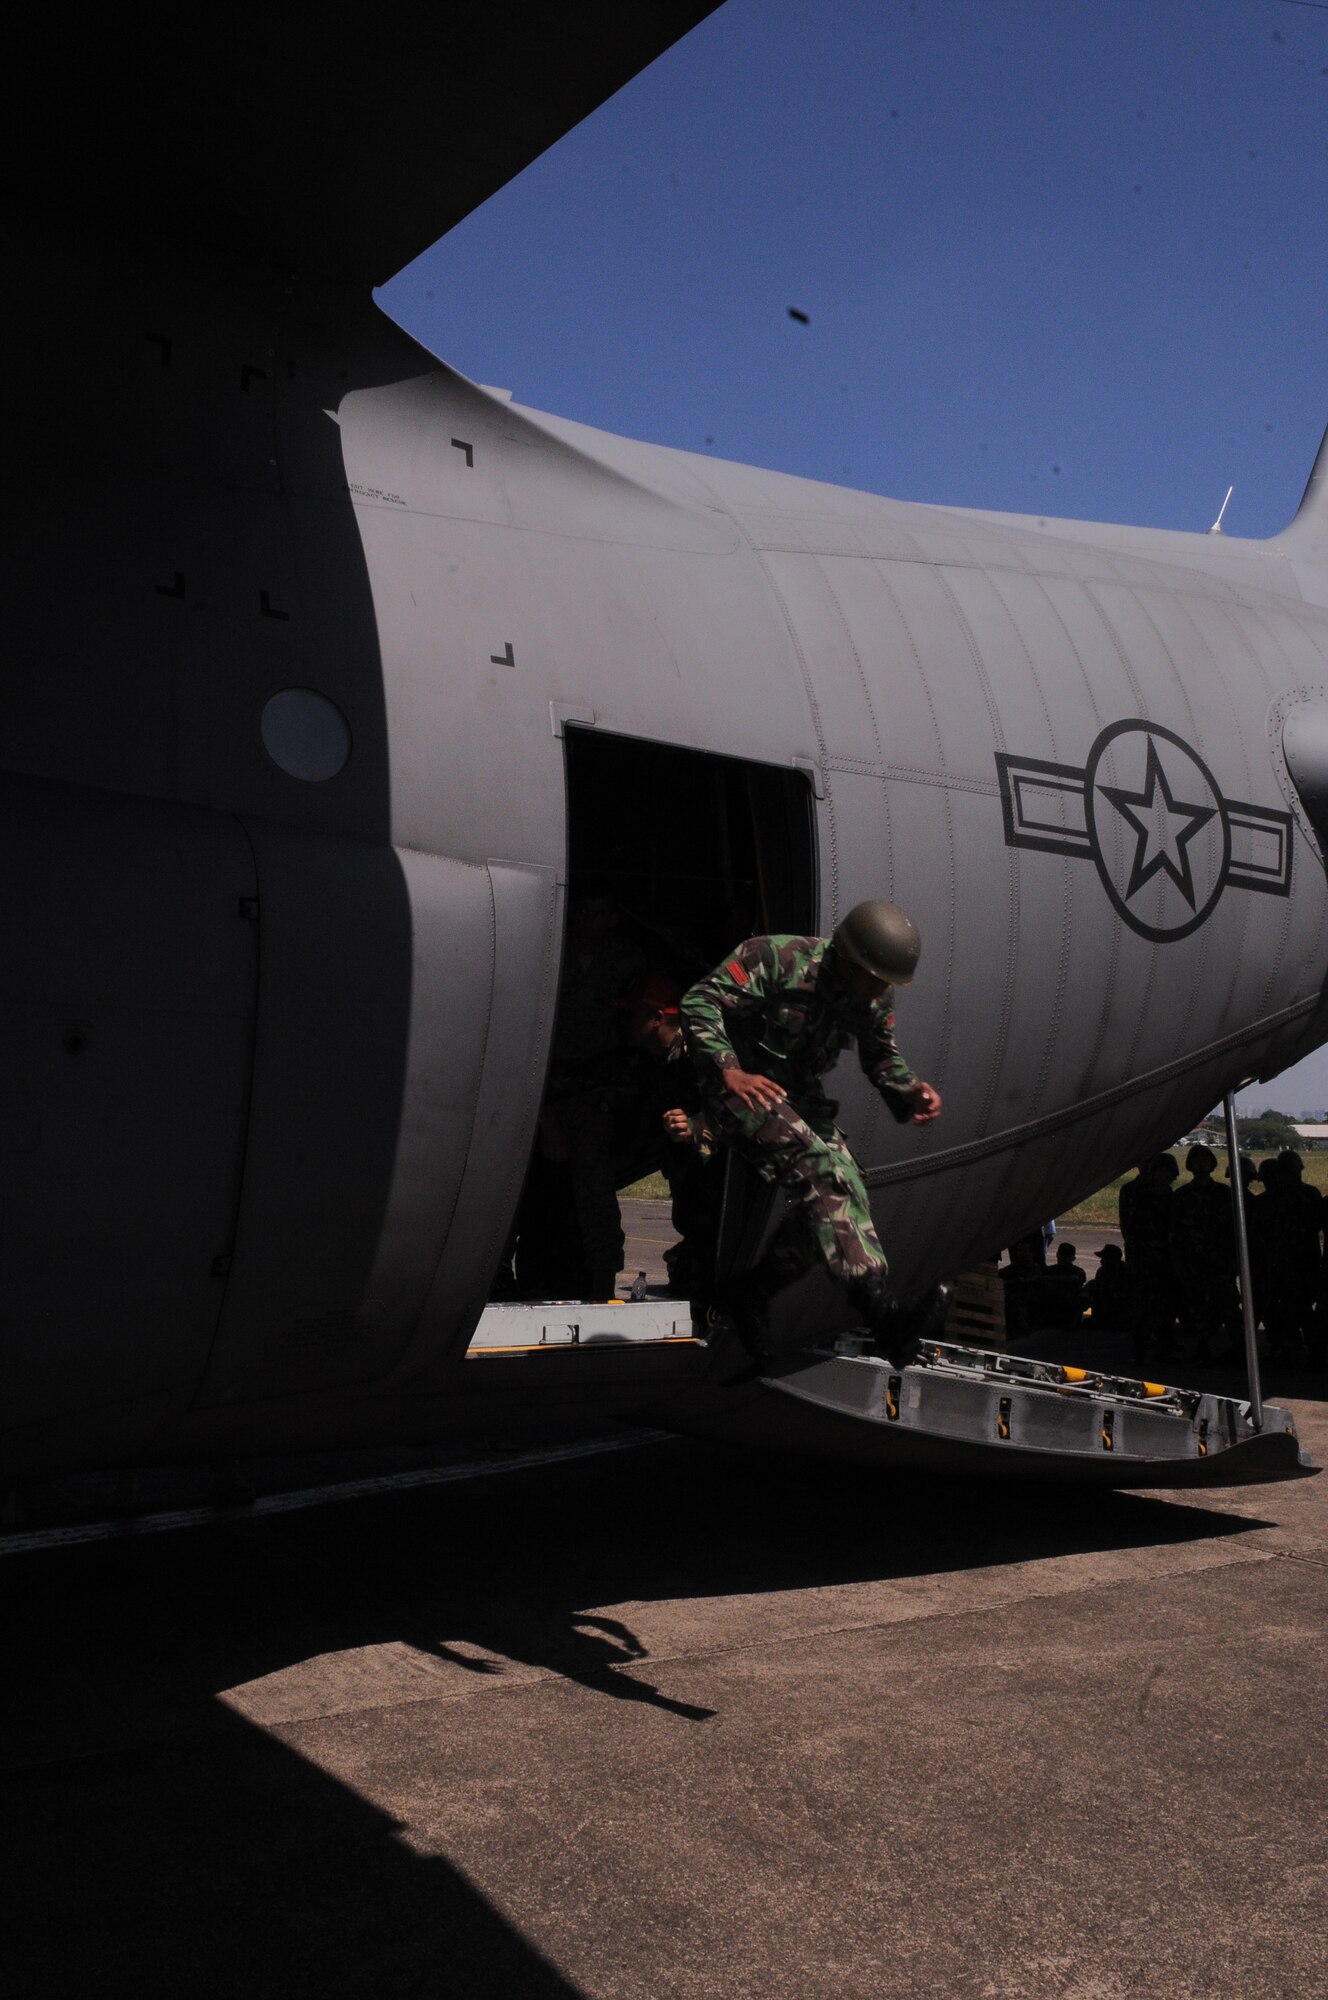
616, 972, 722, 1312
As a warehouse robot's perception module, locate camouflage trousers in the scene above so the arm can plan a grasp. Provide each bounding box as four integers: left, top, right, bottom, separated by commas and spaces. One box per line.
705, 1089, 887, 1286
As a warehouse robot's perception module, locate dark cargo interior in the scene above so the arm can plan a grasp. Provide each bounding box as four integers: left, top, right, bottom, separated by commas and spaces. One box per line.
564, 727, 817, 978
496, 728, 816, 1302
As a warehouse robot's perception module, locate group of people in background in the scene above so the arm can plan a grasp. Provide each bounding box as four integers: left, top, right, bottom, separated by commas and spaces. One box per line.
1001, 1144, 1327, 1369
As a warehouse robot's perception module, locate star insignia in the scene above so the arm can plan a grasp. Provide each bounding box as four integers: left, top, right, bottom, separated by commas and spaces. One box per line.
995, 722, 1293, 943
1099, 738, 1216, 910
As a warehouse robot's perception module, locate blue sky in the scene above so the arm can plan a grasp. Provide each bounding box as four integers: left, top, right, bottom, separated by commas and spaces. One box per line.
379, 0, 1328, 1112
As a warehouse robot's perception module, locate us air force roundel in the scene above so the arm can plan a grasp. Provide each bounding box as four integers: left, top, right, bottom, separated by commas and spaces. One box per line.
996, 720, 1293, 943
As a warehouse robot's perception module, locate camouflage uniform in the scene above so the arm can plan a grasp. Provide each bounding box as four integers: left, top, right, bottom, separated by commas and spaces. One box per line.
681, 934, 917, 1286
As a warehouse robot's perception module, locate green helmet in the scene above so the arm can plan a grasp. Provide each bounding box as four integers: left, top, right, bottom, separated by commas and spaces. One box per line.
832, 900, 921, 985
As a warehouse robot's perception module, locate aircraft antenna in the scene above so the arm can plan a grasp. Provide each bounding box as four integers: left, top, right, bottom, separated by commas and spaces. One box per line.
1208, 485, 1234, 535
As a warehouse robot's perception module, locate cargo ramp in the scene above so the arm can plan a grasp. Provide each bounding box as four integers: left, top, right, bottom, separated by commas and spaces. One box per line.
465, 1302, 1311, 1487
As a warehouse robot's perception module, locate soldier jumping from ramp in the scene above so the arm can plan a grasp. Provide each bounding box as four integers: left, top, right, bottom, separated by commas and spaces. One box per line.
681, 901, 943, 1381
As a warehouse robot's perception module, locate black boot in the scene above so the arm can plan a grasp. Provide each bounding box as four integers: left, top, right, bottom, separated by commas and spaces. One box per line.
705, 1251, 813, 1386
845, 1269, 893, 1346
705, 1273, 775, 1385
904, 1281, 953, 1353
848, 1272, 952, 1367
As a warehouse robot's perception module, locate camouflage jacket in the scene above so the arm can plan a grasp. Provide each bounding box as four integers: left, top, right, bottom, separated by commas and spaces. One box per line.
681, 934, 917, 1119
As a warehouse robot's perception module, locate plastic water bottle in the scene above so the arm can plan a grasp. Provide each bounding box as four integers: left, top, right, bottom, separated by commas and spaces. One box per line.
628, 1271, 648, 1302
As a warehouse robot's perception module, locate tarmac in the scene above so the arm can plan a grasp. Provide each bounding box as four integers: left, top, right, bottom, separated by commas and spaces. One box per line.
4, 1298, 1325, 1997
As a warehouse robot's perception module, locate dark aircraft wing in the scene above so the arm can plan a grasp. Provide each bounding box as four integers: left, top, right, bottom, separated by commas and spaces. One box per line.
8, 2, 721, 282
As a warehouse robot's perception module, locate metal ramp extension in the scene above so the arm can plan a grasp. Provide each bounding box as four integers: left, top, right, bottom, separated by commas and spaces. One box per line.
465, 1303, 1311, 1484
768, 1338, 1310, 1484
467, 1299, 696, 1353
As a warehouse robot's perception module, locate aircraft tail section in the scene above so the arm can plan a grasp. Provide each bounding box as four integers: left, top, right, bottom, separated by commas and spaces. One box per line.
1274, 418, 1328, 568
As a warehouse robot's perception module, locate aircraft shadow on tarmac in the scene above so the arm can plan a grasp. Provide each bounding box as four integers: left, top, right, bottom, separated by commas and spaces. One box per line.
4, 1699, 584, 1998
0, 1440, 1273, 1995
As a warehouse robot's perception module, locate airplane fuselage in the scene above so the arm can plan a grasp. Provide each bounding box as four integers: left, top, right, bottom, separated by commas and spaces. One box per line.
3, 236, 1326, 1479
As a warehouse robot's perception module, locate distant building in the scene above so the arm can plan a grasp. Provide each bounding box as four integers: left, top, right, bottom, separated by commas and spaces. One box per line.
1291, 1123, 1328, 1151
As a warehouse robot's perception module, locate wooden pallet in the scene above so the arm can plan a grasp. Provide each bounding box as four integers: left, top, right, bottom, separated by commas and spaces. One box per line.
943, 1262, 1006, 1349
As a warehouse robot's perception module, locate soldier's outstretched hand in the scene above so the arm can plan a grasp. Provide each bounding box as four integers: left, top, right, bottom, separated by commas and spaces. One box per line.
723, 1069, 788, 1114
909, 1080, 942, 1124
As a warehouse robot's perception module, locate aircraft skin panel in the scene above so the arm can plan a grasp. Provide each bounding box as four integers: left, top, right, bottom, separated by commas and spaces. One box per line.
709, 529, 1326, 1154
756, 552, 915, 775
192, 843, 559, 1409
1240, 600, 1328, 704
4, 247, 405, 850
531, 401, 1320, 600
194, 822, 419, 1406
395, 860, 561, 1388
357, 515, 817, 865
956, 499, 1328, 609
0, 779, 258, 1476
339, 388, 818, 866
1273, 423, 1328, 585
334, 369, 738, 552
